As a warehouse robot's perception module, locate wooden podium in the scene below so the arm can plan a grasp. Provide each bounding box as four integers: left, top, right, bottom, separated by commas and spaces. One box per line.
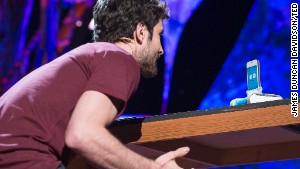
68, 99, 300, 168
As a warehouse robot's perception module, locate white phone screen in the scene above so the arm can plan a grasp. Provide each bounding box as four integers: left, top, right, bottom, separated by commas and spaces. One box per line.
247, 65, 259, 90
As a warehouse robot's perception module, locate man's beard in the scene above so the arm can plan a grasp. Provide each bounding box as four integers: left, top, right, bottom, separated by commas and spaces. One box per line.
140, 59, 158, 78
139, 48, 159, 78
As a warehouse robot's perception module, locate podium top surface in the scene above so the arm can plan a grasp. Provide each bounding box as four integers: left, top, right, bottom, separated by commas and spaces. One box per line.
112, 99, 292, 126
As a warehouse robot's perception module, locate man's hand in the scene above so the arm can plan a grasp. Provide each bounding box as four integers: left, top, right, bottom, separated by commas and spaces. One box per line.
155, 147, 190, 169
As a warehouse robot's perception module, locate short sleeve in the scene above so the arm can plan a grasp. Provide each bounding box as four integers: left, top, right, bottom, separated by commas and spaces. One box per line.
84, 50, 140, 113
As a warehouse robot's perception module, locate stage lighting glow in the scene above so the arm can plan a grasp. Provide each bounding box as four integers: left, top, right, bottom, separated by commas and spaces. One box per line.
75, 20, 83, 27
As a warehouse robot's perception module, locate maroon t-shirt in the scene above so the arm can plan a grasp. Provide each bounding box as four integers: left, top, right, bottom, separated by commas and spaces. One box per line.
0, 42, 140, 168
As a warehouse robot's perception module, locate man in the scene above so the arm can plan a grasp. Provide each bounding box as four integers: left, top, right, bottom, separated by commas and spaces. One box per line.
0, 0, 190, 168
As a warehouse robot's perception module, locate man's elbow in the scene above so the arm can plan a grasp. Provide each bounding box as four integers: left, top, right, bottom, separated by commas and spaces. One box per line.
65, 128, 88, 152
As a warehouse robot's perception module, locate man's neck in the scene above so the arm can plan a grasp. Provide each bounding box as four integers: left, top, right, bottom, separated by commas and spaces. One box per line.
115, 41, 134, 56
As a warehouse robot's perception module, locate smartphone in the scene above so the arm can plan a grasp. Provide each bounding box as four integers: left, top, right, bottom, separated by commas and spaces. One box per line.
246, 59, 261, 91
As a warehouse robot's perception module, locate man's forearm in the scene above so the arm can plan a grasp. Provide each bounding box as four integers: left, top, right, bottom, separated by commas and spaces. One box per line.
69, 127, 161, 169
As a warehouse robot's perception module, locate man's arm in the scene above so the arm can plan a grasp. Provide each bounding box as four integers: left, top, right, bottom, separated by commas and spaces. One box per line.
65, 91, 189, 169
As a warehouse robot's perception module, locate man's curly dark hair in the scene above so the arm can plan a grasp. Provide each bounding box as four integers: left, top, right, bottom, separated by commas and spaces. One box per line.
93, 0, 170, 43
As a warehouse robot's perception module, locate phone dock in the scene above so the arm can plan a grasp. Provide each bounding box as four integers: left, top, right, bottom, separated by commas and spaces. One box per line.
248, 93, 283, 103
230, 59, 283, 106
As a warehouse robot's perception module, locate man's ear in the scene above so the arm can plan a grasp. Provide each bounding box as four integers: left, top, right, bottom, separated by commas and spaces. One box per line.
135, 22, 147, 44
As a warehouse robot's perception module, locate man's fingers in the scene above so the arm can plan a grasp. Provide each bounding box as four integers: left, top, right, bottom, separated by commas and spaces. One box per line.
155, 147, 190, 165
173, 147, 190, 157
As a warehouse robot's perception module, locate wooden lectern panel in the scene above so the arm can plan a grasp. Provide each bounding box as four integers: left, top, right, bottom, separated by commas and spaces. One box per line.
68, 99, 300, 168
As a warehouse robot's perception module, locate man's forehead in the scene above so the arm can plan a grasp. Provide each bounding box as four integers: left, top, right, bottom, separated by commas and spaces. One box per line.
155, 20, 164, 32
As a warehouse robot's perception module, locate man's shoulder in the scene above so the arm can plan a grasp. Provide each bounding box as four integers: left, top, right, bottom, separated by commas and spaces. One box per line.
70, 42, 130, 57
67, 42, 138, 68
88, 42, 128, 54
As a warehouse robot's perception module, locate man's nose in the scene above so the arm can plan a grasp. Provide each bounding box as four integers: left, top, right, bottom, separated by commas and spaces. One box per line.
159, 47, 164, 56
